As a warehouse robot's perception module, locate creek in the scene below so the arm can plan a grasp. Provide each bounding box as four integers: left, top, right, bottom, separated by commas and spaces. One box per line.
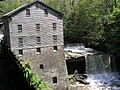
64, 44, 120, 90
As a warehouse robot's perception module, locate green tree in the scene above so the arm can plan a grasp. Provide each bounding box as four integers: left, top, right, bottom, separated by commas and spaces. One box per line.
0, 0, 32, 17
1, 0, 120, 71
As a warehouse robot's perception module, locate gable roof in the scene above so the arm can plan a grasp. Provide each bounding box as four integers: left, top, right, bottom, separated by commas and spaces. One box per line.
2, 0, 63, 17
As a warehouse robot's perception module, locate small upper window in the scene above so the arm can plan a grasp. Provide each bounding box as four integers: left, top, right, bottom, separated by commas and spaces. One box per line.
36, 37, 41, 44
18, 38, 23, 47
53, 23, 56, 30
19, 49, 23, 55
17, 25, 22, 32
36, 24, 40, 30
26, 9, 30, 16
44, 9, 48, 16
36, 3, 39, 8
53, 35, 57, 43
58, 14, 63, 19
53, 77, 57, 83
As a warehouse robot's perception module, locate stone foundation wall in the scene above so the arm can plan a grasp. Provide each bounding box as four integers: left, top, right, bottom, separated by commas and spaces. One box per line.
18, 45, 68, 90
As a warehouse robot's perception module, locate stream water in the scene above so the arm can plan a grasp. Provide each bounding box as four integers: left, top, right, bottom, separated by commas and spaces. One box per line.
86, 72, 120, 90
64, 44, 120, 90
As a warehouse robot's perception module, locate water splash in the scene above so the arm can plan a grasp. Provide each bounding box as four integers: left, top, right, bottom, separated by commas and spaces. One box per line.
64, 44, 114, 74
65, 44, 119, 90
86, 72, 120, 90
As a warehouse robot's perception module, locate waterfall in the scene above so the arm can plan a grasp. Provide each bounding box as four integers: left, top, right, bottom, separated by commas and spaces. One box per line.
64, 44, 113, 74
86, 53, 111, 74
65, 44, 119, 90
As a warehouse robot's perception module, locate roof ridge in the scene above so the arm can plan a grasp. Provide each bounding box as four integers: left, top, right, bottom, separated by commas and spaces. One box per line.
2, 0, 63, 18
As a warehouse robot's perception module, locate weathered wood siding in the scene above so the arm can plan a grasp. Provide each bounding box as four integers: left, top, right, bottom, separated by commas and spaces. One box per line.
9, 4, 63, 50
8, 3, 68, 90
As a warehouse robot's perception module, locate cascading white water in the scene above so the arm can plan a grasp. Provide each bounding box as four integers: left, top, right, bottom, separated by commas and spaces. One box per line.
86, 72, 120, 90
86, 54, 111, 74
64, 44, 112, 74
65, 44, 120, 90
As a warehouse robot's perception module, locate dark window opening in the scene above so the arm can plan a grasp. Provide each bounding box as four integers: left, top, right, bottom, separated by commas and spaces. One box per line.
18, 38, 23, 47
36, 37, 41, 44
17, 25, 22, 32
44, 9, 48, 16
35, 3, 39, 8
36, 24, 40, 30
53, 77, 57, 83
40, 64, 44, 69
66, 56, 86, 75
53, 46, 57, 51
58, 14, 63, 19
53, 35, 57, 43
26, 9, 30, 16
53, 23, 56, 30
36, 48, 41, 53
19, 49, 23, 55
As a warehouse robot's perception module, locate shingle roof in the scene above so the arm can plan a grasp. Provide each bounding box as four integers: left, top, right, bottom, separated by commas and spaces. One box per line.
2, 0, 63, 17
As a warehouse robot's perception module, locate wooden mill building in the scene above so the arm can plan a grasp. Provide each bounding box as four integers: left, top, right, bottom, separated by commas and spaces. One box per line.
2, 0, 68, 90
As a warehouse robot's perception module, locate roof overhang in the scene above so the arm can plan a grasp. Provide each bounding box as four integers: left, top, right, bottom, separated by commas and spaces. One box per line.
2, 0, 63, 18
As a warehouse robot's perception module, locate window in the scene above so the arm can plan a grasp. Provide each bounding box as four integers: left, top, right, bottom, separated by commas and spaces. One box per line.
36, 48, 41, 53
53, 77, 57, 83
19, 49, 23, 55
53, 46, 58, 52
40, 64, 44, 69
53, 35, 57, 43
36, 24, 40, 30
58, 14, 63, 19
36, 3, 39, 8
18, 25, 22, 32
18, 38, 23, 47
26, 9, 30, 16
53, 23, 56, 30
36, 37, 41, 44
44, 9, 48, 16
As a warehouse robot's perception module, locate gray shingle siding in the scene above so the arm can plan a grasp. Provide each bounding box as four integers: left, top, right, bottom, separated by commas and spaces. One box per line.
2, 1, 67, 90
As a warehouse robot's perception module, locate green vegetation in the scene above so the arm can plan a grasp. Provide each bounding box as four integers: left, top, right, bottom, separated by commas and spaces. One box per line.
45, 0, 120, 71
44, 0, 119, 50
0, 0, 120, 70
19, 63, 51, 90
0, 41, 51, 90
0, 0, 32, 17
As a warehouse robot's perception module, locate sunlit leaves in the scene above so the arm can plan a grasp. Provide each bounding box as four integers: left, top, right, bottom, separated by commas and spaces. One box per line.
0, 0, 32, 15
